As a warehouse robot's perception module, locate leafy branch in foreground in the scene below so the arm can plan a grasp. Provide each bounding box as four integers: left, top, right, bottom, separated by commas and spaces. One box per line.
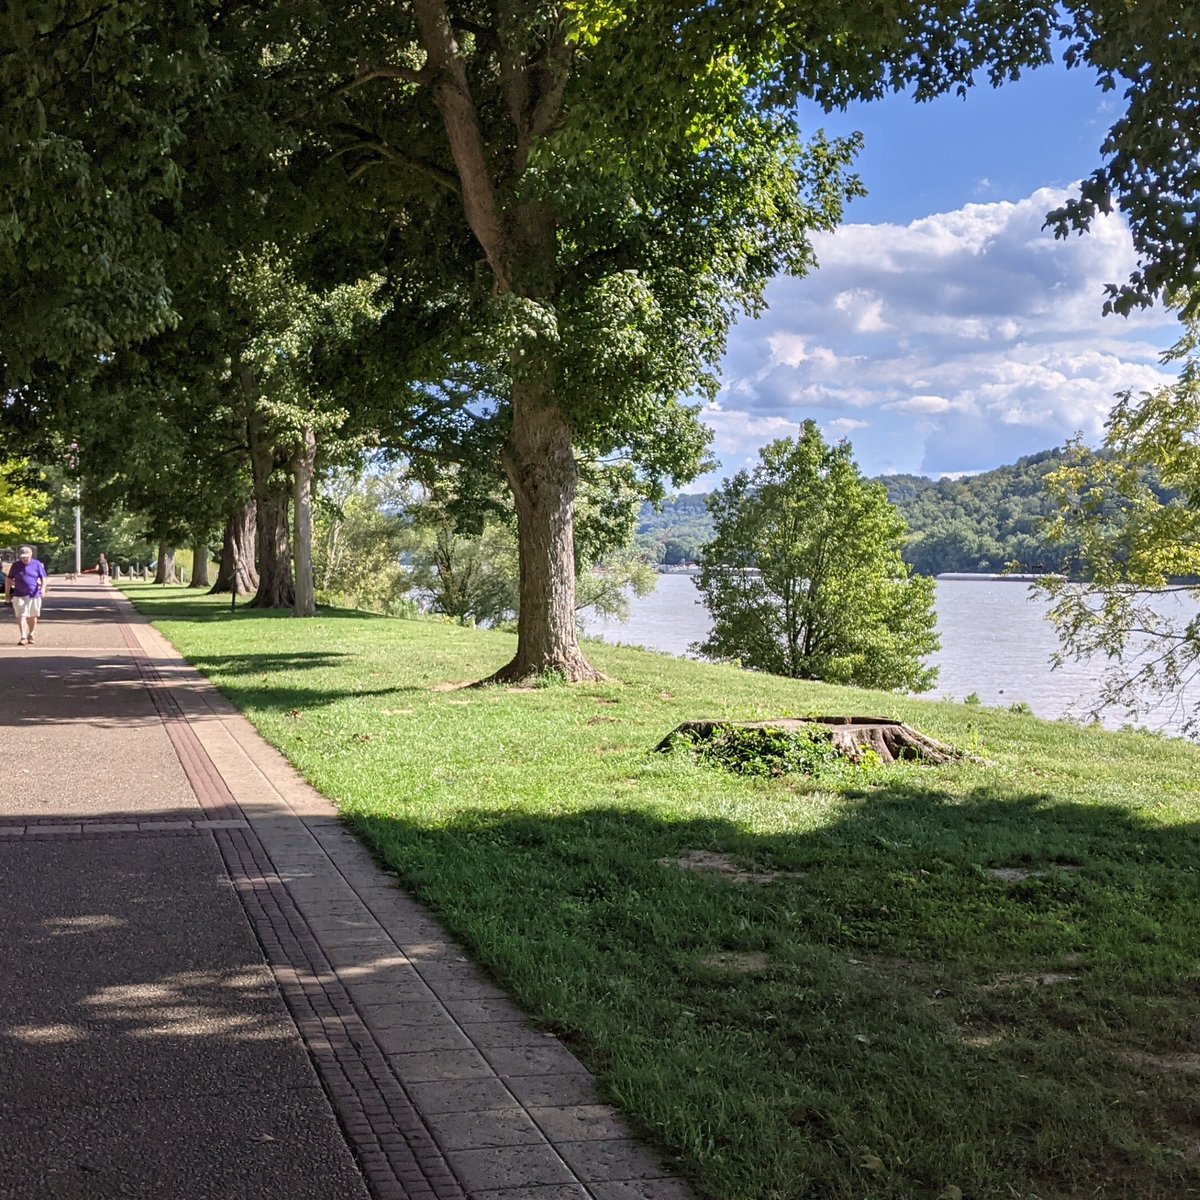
1036, 316, 1200, 734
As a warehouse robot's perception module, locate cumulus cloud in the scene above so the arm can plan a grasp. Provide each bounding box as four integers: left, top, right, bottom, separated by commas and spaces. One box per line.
824, 417, 870, 438
709, 186, 1181, 481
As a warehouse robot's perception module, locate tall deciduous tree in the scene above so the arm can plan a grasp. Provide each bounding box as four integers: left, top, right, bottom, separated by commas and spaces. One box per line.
696, 424, 939, 691
300, 2, 862, 679
229, 253, 389, 615
302, 0, 1200, 682
1037, 316, 1200, 734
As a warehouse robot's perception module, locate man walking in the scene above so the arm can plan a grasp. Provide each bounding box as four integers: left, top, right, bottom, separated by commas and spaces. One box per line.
4, 544, 48, 645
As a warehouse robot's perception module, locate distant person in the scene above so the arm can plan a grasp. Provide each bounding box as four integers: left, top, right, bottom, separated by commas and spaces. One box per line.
97, 552, 109, 583
3, 544, 48, 646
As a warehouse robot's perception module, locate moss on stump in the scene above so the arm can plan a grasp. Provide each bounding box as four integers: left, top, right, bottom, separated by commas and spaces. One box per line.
656, 716, 969, 766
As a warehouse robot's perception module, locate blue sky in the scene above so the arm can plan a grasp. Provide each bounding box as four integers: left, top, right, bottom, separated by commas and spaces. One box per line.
702, 60, 1183, 484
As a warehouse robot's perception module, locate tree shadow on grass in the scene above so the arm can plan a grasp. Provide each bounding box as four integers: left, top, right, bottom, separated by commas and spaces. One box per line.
122, 588, 391, 625
345, 783, 1200, 1200
176, 652, 425, 712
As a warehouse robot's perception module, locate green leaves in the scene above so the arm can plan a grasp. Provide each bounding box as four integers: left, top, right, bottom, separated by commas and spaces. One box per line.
695, 421, 940, 692
0, 458, 51, 544
1036, 307, 1200, 735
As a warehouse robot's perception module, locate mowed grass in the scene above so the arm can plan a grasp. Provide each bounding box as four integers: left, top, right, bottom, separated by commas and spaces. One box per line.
125, 584, 1200, 1200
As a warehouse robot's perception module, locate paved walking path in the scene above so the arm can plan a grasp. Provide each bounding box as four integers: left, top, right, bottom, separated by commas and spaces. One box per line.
0, 580, 693, 1200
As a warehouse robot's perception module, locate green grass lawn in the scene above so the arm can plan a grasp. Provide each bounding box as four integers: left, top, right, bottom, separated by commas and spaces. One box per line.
125, 584, 1200, 1200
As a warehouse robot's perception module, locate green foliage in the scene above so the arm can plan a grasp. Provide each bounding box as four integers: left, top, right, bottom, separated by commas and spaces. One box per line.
1035, 312, 1200, 735
0, 3, 218, 385
637, 450, 1128, 576
635, 493, 711, 563
695, 423, 940, 691
666, 723, 877, 779
401, 465, 658, 626
881, 451, 1085, 576
0, 459, 50, 545
313, 465, 411, 612
405, 508, 521, 626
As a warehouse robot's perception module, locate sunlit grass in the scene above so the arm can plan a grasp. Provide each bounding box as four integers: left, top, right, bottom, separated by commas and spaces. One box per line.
126, 584, 1200, 1200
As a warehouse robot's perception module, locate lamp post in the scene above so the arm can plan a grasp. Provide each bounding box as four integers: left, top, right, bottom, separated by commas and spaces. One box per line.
67, 440, 82, 576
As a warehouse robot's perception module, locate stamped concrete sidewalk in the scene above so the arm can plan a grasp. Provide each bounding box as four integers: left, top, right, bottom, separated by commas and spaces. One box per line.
0, 579, 694, 1200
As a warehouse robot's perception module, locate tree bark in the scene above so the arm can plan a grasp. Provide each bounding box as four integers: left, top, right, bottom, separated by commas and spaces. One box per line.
210, 502, 259, 595
414, 4, 592, 682
247, 404, 295, 610
153, 542, 175, 585
291, 426, 317, 618
189, 540, 211, 589
488, 385, 601, 683
251, 487, 294, 608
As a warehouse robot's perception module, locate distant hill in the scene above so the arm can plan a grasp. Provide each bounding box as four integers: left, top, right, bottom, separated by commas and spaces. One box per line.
634, 492, 712, 564
877, 448, 1075, 575
636, 448, 1086, 576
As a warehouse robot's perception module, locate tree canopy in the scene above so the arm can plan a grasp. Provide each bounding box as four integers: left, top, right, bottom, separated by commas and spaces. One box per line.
4, 0, 1199, 674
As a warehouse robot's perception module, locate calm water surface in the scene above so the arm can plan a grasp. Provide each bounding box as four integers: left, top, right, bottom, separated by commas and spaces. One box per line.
582, 573, 1198, 735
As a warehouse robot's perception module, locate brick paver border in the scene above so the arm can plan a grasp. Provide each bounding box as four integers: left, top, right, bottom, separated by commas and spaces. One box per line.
117, 620, 467, 1200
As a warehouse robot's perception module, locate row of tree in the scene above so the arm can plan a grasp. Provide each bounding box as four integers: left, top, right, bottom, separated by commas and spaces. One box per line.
2, 2, 1198, 683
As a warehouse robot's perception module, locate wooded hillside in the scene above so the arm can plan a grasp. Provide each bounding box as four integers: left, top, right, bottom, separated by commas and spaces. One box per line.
637, 448, 1098, 575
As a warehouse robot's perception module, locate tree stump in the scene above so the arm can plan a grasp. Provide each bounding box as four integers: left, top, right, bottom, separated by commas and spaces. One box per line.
656, 716, 969, 765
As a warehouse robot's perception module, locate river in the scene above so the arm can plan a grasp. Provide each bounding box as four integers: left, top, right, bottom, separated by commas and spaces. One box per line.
580, 573, 1199, 735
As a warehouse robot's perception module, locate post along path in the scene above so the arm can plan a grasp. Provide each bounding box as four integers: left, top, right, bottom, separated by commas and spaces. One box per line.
0, 579, 692, 1200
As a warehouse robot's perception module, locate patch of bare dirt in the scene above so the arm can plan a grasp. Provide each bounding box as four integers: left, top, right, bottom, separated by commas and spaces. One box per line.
957, 1030, 1005, 1049
430, 681, 471, 693
984, 971, 1079, 991
661, 849, 803, 886
702, 951, 770, 973
1119, 1050, 1200, 1075
983, 865, 1083, 882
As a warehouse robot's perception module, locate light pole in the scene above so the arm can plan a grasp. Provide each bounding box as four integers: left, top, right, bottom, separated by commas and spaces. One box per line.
67, 440, 81, 576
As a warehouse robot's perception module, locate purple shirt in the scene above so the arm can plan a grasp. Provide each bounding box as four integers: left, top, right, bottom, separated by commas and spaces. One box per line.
7, 559, 46, 598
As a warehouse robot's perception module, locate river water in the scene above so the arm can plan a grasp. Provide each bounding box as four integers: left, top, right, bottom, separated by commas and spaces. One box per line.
581, 573, 1199, 735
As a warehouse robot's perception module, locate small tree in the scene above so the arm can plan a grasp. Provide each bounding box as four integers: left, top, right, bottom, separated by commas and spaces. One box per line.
695, 424, 939, 692
1036, 314, 1200, 734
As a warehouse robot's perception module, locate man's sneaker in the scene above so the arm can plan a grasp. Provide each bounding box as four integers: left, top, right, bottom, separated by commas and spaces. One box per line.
17, 638, 26, 646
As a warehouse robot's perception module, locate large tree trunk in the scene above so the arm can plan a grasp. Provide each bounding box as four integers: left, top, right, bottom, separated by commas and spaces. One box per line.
415, 3, 589, 681
291, 426, 316, 618
251, 487, 294, 609
489, 386, 600, 683
209, 502, 259, 595
189, 539, 211, 589
247, 404, 294, 610
153, 542, 175, 585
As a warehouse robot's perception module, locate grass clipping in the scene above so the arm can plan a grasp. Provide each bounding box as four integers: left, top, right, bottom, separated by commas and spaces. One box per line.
657, 717, 971, 777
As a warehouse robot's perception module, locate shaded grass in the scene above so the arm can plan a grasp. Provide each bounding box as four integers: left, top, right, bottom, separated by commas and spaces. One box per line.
125, 585, 1200, 1199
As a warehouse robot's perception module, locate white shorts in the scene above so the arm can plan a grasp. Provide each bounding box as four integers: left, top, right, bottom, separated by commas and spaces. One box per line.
12, 596, 42, 619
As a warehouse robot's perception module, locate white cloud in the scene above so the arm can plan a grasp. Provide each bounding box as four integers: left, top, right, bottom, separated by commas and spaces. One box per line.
824, 417, 869, 437
711, 186, 1182, 478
